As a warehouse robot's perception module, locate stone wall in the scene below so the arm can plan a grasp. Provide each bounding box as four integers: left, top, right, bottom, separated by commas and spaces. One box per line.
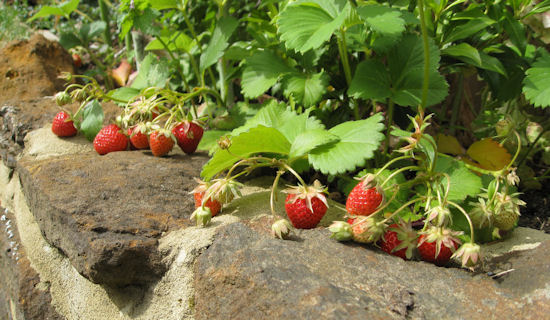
1, 34, 550, 320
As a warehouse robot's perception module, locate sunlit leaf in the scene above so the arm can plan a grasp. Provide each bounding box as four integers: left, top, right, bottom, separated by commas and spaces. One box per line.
241, 51, 294, 98
309, 113, 385, 175
436, 134, 465, 155
523, 54, 550, 108
201, 126, 291, 180
466, 138, 511, 171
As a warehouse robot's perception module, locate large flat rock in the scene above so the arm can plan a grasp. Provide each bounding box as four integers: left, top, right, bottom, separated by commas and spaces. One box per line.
194, 221, 550, 320
17, 150, 208, 287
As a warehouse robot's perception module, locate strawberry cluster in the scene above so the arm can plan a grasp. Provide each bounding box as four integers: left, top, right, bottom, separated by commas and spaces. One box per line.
51, 90, 205, 158
328, 174, 479, 269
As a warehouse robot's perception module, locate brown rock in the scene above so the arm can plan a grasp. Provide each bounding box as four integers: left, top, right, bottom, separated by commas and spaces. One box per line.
0, 33, 74, 104
0, 206, 63, 320
194, 222, 550, 320
17, 151, 208, 287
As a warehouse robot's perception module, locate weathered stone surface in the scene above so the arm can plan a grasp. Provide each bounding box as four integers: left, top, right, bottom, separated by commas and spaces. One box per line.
0, 34, 73, 104
17, 150, 208, 287
0, 34, 120, 169
194, 221, 550, 320
0, 206, 63, 320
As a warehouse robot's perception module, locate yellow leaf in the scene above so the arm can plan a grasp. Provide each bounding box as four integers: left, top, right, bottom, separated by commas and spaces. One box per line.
466, 138, 511, 171
436, 134, 465, 155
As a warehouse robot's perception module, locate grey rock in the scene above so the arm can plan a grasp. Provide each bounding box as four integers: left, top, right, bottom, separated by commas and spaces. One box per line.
17, 151, 208, 287
194, 221, 550, 320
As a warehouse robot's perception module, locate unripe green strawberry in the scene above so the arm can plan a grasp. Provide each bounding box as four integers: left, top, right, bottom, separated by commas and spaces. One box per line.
493, 210, 519, 231
349, 216, 386, 244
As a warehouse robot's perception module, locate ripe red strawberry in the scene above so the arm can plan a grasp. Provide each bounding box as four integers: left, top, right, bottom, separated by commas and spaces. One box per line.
378, 222, 417, 260
72, 53, 82, 68
346, 175, 384, 216
194, 191, 222, 216
149, 129, 174, 157
417, 227, 462, 266
52, 111, 77, 137
284, 180, 328, 229
172, 121, 204, 154
127, 126, 149, 150
93, 124, 128, 155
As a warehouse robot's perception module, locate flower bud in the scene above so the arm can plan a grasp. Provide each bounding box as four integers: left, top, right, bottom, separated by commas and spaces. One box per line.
272, 219, 293, 240
54, 91, 72, 106
191, 207, 212, 227
328, 221, 353, 241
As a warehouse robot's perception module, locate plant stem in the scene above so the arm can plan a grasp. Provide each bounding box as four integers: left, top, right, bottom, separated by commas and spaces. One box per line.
384, 99, 395, 155
417, 0, 430, 114
382, 196, 426, 224
131, 31, 145, 71
270, 170, 284, 216
447, 200, 475, 243
98, 0, 112, 47
449, 72, 464, 135
380, 166, 420, 187
375, 155, 413, 175
517, 129, 545, 168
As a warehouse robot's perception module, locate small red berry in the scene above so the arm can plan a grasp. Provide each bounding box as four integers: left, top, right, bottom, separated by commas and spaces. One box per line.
72, 53, 82, 68
194, 191, 222, 216
149, 130, 174, 157
283, 180, 328, 229
172, 121, 204, 154
93, 124, 128, 155
346, 178, 383, 216
52, 111, 77, 137
417, 227, 462, 266
378, 222, 417, 260
127, 127, 149, 150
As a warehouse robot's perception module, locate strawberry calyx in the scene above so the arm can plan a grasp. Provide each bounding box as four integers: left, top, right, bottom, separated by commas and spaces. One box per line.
272, 219, 293, 240
383, 220, 418, 260
328, 221, 353, 241
191, 206, 212, 227
350, 215, 387, 244
283, 180, 328, 214
418, 226, 462, 260
451, 242, 481, 271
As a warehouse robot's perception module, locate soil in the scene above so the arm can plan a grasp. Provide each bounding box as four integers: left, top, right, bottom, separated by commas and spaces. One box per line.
519, 184, 550, 233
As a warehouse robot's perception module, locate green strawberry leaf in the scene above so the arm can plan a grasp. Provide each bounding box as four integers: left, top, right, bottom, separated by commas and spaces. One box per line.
443, 16, 496, 44
146, 31, 195, 53
435, 155, 482, 202
388, 35, 448, 107
28, 0, 79, 21
289, 129, 339, 159
356, 4, 405, 36
199, 16, 239, 72
278, 1, 348, 53
441, 43, 482, 66
348, 59, 391, 100
131, 54, 170, 89
106, 87, 140, 104
197, 130, 229, 154
349, 35, 448, 107
241, 51, 295, 98
523, 53, 550, 108
283, 71, 329, 107
309, 113, 385, 175
79, 21, 106, 45
201, 126, 291, 180
78, 99, 104, 141
231, 100, 325, 143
